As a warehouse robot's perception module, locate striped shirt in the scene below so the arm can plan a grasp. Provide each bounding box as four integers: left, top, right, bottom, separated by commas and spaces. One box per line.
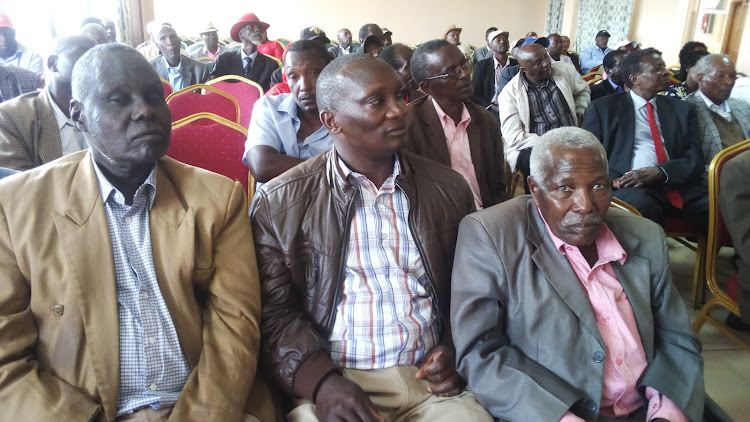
524, 75, 576, 136
329, 156, 438, 369
92, 159, 192, 416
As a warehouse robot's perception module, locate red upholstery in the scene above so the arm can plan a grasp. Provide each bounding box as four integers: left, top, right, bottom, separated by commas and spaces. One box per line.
168, 113, 249, 190
167, 84, 240, 125
207, 77, 263, 128
161, 79, 173, 99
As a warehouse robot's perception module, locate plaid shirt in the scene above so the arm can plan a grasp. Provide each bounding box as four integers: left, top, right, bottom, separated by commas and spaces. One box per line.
0, 64, 40, 103
524, 75, 576, 136
329, 156, 438, 369
92, 159, 191, 416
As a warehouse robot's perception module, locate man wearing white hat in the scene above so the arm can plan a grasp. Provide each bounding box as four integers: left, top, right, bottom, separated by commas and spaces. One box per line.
191, 23, 227, 60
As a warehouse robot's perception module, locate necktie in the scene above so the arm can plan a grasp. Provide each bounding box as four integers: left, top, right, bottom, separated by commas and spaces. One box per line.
646, 102, 684, 209
243, 57, 252, 78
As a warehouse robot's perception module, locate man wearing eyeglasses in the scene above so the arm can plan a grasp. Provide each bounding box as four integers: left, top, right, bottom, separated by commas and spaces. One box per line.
405, 39, 507, 210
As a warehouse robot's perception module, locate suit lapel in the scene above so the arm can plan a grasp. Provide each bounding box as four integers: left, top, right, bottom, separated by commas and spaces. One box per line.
180, 58, 194, 87
51, 153, 120, 421
421, 97, 451, 165
656, 97, 677, 154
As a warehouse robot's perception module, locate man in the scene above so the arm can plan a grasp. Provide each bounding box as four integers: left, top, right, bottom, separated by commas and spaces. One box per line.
407, 40, 507, 209
583, 48, 706, 229
149, 25, 209, 91
81, 22, 108, 44
300, 26, 330, 46
357, 24, 385, 57
451, 127, 704, 421
0, 36, 96, 170
473, 27, 497, 63
329, 28, 353, 58
244, 40, 333, 184
494, 36, 550, 96
590, 49, 627, 100
685, 54, 750, 180
381, 43, 425, 104
251, 53, 492, 422
547, 33, 573, 67
0, 64, 41, 103
471, 28, 517, 110
0, 12, 43, 74
499, 43, 590, 181
561, 35, 582, 74
191, 23, 227, 60
444, 24, 472, 63
580, 30, 613, 73
0, 43, 270, 422
101, 18, 117, 43
211, 13, 279, 92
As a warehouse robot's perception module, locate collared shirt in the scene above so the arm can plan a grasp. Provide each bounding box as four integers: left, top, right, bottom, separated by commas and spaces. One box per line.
0, 43, 43, 74
492, 55, 512, 104
339, 45, 353, 55
329, 156, 438, 369
580, 45, 613, 73
430, 98, 483, 209
240, 48, 259, 69
163, 56, 184, 91
202, 46, 222, 60
630, 90, 669, 170
523, 75, 576, 137
549, 53, 573, 65
699, 89, 733, 121
608, 79, 624, 93
0, 64, 40, 103
541, 214, 688, 422
92, 159, 192, 416
45, 88, 87, 156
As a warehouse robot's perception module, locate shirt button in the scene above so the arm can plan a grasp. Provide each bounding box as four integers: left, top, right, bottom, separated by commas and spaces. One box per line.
124, 217, 131, 223
585, 399, 597, 412
593, 351, 605, 363
149, 337, 157, 345
52, 305, 64, 316
140, 292, 149, 300
150, 383, 158, 391
616, 358, 623, 365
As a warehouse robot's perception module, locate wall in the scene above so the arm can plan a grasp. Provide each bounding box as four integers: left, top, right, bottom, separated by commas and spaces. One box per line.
630, 0, 692, 66
735, 5, 750, 73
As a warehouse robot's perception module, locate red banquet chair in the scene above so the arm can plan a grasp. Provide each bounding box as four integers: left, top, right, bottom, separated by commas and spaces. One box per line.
206, 75, 264, 128
161, 79, 173, 99
169, 112, 255, 197
166, 84, 241, 125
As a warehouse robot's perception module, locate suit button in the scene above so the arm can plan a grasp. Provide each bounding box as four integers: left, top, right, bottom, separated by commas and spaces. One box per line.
586, 399, 597, 412
52, 305, 64, 316
593, 351, 605, 363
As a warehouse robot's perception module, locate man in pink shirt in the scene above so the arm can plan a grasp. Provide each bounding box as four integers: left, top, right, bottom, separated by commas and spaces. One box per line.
451, 126, 706, 421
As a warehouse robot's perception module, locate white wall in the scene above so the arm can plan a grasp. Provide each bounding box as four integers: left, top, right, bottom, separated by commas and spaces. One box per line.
630, 0, 692, 66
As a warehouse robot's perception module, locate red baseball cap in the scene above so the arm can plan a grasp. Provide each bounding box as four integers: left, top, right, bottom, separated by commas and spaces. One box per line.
0, 12, 14, 30
230, 13, 270, 42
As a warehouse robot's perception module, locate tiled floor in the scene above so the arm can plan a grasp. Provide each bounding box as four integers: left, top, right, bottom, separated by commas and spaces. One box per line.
669, 239, 750, 422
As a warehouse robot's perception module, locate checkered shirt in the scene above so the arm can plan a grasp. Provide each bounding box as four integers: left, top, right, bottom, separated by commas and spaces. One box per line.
92, 159, 191, 416
0, 64, 40, 103
329, 156, 439, 369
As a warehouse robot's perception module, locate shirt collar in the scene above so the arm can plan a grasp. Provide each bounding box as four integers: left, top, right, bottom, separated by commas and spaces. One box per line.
539, 208, 628, 266
0, 43, 22, 62
45, 87, 76, 130
698, 89, 730, 113
278, 92, 300, 119
608, 79, 623, 92
163, 55, 182, 73
493, 54, 508, 69
337, 153, 401, 191
241, 48, 259, 62
522, 72, 551, 89
430, 97, 471, 129
629, 89, 656, 110
91, 154, 158, 209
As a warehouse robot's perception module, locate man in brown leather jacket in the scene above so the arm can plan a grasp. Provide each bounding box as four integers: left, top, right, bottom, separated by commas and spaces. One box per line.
251, 54, 493, 422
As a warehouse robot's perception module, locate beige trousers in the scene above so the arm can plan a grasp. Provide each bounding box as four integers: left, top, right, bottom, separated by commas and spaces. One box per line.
116, 407, 263, 422
287, 365, 492, 422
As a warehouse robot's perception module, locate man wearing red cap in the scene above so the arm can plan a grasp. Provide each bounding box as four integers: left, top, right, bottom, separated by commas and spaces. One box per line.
0, 13, 43, 74
211, 13, 279, 92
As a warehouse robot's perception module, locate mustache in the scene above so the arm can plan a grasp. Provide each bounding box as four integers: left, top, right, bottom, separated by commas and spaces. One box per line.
560, 213, 602, 227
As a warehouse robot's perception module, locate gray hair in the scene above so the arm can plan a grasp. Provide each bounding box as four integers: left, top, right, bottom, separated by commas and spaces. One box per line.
316, 53, 376, 112
72, 43, 146, 101
529, 127, 608, 188
693, 53, 732, 77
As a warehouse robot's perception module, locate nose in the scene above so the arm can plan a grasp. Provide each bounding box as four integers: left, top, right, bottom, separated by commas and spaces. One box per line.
299, 74, 313, 92
387, 95, 407, 119
571, 188, 595, 213
132, 96, 155, 121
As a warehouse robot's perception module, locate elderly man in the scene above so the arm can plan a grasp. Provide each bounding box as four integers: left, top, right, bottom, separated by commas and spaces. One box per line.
244, 40, 333, 184
191, 23, 227, 60
380, 43, 424, 104
101, 19, 117, 43
580, 30, 613, 73
0, 64, 41, 103
211, 13, 279, 91
149, 25, 209, 91
407, 40, 507, 210
471, 28, 517, 110
0, 12, 43, 74
499, 43, 590, 182
583, 48, 707, 229
82, 22, 108, 44
329, 28, 354, 58
685, 54, 750, 180
451, 126, 704, 422
590, 50, 627, 100
251, 53, 492, 422
0, 43, 270, 422
0, 35, 96, 170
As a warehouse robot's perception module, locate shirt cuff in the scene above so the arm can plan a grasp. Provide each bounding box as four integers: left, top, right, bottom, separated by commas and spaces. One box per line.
645, 386, 689, 422
559, 411, 585, 422
657, 166, 669, 183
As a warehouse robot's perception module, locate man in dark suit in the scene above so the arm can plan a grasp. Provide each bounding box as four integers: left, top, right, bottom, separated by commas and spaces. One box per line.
471, 29, 517, 110
590, 49, 627, 101
211, 13, 279, 92
407, 39, 507, 210
583, 48, 707, 229
148, 25, 209, 91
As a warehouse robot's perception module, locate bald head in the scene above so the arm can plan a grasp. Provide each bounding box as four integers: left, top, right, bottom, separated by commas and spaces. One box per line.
72, 43, 155, 102
316, 53, 376, 112
82, 23, 108, 45
515, 43, 547, 61
517, 43, 552, 85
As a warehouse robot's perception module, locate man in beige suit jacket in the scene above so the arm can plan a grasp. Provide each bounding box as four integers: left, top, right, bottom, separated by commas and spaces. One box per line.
0, 43, 272, 421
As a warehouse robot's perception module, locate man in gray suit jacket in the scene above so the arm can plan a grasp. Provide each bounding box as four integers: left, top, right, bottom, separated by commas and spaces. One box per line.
148, 25, 209, 91
451, 127, 704, 422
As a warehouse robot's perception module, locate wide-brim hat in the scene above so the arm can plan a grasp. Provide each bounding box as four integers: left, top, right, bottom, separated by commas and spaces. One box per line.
444, 24, 462, 38
0, 12, 14, 30
200, 22, 219, 35
230, 13, 270, 42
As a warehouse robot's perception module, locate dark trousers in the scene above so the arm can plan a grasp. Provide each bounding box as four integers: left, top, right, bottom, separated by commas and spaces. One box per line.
517, 147, 533, 194
613, 185, 709, 233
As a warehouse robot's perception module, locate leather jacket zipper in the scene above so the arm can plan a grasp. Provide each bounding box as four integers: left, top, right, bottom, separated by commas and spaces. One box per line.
326, 188, 360, 337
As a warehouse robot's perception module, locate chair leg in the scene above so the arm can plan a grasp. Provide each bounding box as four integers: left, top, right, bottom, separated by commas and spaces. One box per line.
693, 298, 750, 352
690, 234, 706, 309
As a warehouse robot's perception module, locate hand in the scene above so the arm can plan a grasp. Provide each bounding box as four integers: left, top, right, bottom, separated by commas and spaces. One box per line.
415, 345, 464, 397
612, 167, 664, 189
314, 373, 384, 422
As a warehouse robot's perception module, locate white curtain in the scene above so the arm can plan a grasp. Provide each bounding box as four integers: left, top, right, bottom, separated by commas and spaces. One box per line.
546, 0, 566, 35
575, 0, 634, 52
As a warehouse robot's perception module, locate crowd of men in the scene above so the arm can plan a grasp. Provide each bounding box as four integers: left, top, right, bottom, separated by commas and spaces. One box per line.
0, 9, 747, 422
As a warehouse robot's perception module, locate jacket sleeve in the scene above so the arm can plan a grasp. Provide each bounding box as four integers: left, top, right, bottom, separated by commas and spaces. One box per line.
498, 80, 541, 171
0, 103, 38, 171
567, 67, 591, 117
581, 101, 620, 182
471, 61, 491, 108
0, 199, 102, 421
579, 47, 597, 72
169, 181, 262, 422
660, 103, 704, 188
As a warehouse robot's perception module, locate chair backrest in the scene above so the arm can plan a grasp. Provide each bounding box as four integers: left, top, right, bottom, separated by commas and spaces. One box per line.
161, 79, 173, 99
263, 54, 282, 67
166, 84, 240, 125
206, 75, 264, 129
610, 197, 642, 216
188, 42, 205, 55
169, 112, 251, 191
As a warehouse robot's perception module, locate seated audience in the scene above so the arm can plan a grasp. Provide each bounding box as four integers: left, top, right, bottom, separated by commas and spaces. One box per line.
451, 126, 705, 422
380, 43, 425, 103
686, 54, 750, 180
0, 12, 43, 74
677, 41, 709, 82
580, 30, 613, 73
81, 22, 108, 44
191, 23, 227, 60
101, 18, 117, 43
444, 25, 472, 64
244, 40, 333, 184
211, 13, 279, 92
329, 28, 354, 58
0, 43, 270, 422
251, 53, 492, 422
0, 35, 96, 170
471, 29, 517, 111
561, 35, 582, 73
499, 43, 590, 181
258, 27, 284, 59
473, 27, 497, 63
590, 50, 627, 100
583, 48, 707, 229
0, 64, 41, 103
136, 21, 164, 60
665, 49, 709, 99
547, 33, 574, 67
149, 25, 209, 91
407, 39, 507, 209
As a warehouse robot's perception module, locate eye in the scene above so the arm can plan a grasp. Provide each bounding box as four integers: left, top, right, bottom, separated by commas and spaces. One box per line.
367, 96, 384, 106
108, 93, 128, 105
557, 185, 571, 192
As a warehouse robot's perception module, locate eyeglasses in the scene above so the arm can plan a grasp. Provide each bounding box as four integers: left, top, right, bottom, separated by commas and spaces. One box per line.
424, 61, 472, 81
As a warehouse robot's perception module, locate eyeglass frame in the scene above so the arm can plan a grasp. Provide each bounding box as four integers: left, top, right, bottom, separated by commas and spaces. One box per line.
423, 59, 472, 81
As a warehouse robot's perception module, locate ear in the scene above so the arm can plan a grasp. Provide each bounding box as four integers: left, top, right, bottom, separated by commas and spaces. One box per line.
320, 110, 341, 134
70, 99, 87, 132
629, 72, 638, 87
418, 80, 432, 95
47, 54, 58, 73
528, 176, 542, 206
